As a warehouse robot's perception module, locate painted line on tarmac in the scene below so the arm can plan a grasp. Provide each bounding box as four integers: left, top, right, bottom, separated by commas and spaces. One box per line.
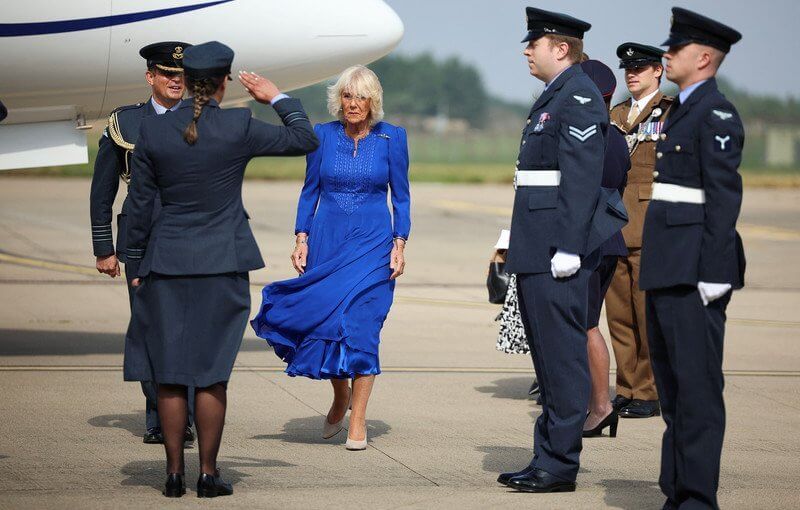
0, 252, 100, 277
1, 365, 799, 377
430, 201, 800, 241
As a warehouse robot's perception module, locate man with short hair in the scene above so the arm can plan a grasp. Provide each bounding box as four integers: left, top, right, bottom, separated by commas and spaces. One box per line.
499, 7, 617, 493
640, 7, 745, 509
606, 43, 674, 420
89, 41, 196, 446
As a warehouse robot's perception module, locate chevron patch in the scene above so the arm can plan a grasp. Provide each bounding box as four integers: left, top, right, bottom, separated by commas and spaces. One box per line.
568, 124, 597, 142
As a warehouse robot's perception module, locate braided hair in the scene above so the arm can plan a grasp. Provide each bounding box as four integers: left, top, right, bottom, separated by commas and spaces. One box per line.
183, 76, 225, 145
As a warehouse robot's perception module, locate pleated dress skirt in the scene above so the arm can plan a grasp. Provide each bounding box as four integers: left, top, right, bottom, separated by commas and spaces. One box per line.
124, 271, 250, 388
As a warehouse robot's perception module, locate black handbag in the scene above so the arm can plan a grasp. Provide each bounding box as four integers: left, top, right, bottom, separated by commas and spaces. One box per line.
487, 261, 511, 304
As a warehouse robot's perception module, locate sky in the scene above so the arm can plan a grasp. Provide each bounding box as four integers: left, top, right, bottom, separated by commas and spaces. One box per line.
383, 0, 800, 104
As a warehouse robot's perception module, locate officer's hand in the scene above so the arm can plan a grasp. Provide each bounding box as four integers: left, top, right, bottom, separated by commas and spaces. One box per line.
291, 235, 308, 274
550, 250, 581, 279
96, 254, 121, 278
131, 278, 141, 288
697, 282, 731, 306
390, 239, 406, 280
238, 71, 281, 104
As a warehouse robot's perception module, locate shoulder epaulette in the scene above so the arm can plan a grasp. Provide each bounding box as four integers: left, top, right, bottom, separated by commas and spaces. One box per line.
611, 98, 630, 111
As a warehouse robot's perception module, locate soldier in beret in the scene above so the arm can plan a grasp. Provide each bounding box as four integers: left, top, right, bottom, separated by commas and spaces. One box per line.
89, 41, 195, 446
640, 8, 745, 509
606, 43, 674, 420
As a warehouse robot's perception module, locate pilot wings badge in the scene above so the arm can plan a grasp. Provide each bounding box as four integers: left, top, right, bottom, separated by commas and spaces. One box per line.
712, 109, 733, 121
573, 95, 592, 105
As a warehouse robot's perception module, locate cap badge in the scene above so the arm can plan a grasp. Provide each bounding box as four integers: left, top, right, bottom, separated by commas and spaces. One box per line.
543, 27, 557, 33
626, 48, 635, 57
173, 46, 184, 60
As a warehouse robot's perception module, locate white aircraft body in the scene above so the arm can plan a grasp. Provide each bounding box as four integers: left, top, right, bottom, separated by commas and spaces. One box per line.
0, 0, 404, 170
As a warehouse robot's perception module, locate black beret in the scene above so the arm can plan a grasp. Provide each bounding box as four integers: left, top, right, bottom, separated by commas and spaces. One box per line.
580, 59, 616, 98
616, 42, 665, 69
662, 7, 742, 53
183, 41, 234, 80
139, 41, 191, 72
521, 7, 591, 43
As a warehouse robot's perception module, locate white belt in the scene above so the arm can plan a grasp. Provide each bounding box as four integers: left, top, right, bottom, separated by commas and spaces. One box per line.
514, 170, 561, 189
651, 183, 706, 204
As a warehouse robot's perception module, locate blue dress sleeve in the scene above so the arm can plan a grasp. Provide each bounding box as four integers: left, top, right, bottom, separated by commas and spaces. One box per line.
124, 124, 158, 277
388, 125, 411, 240
294, 123, 324, 235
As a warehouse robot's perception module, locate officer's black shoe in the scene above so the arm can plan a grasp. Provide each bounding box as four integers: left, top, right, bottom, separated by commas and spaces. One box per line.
528, 379, 540, 397
163, 473, 185, 498
506, 468, 576, 493
143, 427, 164, 444
611, 395, 632, 413
197, 471, 233, 498
619, 399, 661, 418
497, 465, 535, 486
184, 426, 195, 447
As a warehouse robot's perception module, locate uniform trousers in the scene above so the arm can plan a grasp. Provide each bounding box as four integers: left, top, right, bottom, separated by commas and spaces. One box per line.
647, 286, 730, 510
606, 248, 658, 400
125, 265, 194, 429
517, 269, 591, 482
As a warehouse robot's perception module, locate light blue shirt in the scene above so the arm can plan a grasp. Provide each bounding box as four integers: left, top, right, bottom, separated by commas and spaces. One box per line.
271, 93, 289, 105
150, 97, 181, 115
544, 67, 570, 92
679, 79, 708, 104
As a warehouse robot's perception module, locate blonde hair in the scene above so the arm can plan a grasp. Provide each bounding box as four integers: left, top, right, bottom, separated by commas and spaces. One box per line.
327, 65, 384, 125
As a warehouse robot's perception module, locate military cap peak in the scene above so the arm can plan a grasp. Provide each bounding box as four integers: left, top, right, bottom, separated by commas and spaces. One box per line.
183, 41, 235, 79
139, 41, 192, 72
522, 7, 591, 43
663, 7, 742, 53
616, 42, 665, 69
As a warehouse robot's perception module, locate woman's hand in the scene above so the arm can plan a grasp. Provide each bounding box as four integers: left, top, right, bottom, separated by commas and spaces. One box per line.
389, 239, 406, 280
131, 278, 141, 287
238, 71, 281, 104
291, 234, 308, 274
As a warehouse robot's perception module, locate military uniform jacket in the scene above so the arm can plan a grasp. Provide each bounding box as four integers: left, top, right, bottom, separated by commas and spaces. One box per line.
639, 78, 745, 290
506, 64, 611, 274
125, 97, 319, 277
610, 92, 674, 248
89, 100, 161, 262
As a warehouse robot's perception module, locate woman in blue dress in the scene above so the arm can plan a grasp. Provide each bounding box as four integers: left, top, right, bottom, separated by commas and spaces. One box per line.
251, 65, 410, 450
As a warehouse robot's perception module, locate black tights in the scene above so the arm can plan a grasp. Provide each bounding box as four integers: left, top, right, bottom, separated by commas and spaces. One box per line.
158, 383, 227, 475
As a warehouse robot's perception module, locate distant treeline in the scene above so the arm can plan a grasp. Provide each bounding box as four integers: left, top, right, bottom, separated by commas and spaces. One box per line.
252, 53, 800, 128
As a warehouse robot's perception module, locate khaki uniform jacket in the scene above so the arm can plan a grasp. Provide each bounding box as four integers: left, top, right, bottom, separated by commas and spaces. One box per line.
610, 92, 674, 248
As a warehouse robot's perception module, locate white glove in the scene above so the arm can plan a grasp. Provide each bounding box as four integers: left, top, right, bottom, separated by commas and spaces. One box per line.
697, 281, 732, 306
550, 250, 581, 279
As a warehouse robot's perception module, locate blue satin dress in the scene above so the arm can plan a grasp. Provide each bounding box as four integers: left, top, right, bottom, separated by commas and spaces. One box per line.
251, 121, 411, 379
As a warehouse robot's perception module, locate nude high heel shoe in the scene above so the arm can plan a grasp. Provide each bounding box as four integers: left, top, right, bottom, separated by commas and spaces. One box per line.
345, 431, 367, 451
322, 387, 351, 439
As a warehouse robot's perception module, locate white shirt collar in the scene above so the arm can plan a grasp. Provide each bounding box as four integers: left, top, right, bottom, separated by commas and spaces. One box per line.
679, 79, 708, 104
630, 89, 659, 112
150, 97, 180, 115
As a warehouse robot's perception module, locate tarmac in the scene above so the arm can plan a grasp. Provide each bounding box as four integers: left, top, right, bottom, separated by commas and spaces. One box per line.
0, 177, 798, 509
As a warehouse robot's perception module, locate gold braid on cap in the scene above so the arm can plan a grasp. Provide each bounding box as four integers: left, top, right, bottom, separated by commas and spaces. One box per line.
106, 111, 135, 184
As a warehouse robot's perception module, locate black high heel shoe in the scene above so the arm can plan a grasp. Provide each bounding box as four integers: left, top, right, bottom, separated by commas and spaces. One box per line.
197, 470, 233, 498
163, 473, 185, 498
582, 410, 619, 438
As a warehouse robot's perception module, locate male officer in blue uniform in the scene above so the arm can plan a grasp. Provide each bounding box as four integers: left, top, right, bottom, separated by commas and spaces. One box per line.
498, 8, 613, 493
639, 8, 744, 509
89, 41, 195, 446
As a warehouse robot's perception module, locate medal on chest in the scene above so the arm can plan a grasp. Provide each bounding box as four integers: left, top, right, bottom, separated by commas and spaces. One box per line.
533, 112, 551, 133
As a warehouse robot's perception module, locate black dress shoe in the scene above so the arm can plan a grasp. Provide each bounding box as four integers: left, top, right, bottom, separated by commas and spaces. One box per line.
583, 410, 619, 438
197, 471, 233, 498
184, 426, 195, 447
497, 465, 535, 486
619, 399, 661, 418
611, 395, 632, 412
506, 468, 576, 493
163, 473, 185, 498
143, 427, 164, 444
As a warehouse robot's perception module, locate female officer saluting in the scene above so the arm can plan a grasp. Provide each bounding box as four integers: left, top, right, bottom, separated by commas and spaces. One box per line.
123, 41, 318, 498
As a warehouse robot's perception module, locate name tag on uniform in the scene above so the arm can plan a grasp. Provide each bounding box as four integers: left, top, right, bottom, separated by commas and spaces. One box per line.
533, 112, 550, 132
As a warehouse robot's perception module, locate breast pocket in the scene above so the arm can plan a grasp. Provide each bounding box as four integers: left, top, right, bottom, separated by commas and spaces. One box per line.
522, 124, 557, 169
661, 137, 697, 176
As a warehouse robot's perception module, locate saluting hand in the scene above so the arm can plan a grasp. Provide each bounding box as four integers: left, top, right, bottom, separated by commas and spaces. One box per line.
389, 239, 406, 280
238, 71, 281, 104
292, 234, 308, 274
96, 254, 121, 278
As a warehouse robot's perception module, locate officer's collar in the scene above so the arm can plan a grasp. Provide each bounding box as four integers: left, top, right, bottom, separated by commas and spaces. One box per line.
533, 64, 581, 110
178, 97, 221, 109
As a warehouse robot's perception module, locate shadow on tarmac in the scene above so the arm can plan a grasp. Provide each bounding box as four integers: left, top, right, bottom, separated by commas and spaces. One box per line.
88, 411, 145, 437
251, 415, 391, 445
599, 477, 663, 509
120, 456, 294, 491
474, 377, 536, 400
0, 329, 269, 356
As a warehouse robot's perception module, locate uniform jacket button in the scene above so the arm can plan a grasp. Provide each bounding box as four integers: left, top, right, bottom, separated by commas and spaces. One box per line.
516, 160, 520, 165
675, 145, 682, 152
527, 119, 532, 125
653, 171, 659, 177
660, 133, 667, 141
656, 152, 663, 159
522, 140, 526, 145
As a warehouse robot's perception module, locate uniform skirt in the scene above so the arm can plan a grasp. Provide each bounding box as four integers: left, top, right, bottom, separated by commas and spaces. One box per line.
124, 272, 250, 388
